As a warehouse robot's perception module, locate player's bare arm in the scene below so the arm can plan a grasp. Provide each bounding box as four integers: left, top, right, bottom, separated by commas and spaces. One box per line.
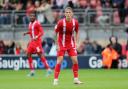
55, 32, 60, 51
23, 31, 30, 36
75, 31, 79, 48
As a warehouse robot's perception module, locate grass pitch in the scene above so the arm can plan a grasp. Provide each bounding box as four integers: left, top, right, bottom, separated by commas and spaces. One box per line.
0, 69, 128, 89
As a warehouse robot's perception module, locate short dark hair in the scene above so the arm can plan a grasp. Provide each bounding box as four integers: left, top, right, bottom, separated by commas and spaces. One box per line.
30, 11, 37, 17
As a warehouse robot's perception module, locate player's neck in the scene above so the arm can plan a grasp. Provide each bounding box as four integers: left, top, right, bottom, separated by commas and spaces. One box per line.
65, 18, 72, 22
31, 20, 36, 23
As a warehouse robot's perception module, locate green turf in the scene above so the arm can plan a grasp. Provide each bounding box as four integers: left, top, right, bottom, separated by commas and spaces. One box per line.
0, 69, 128, 89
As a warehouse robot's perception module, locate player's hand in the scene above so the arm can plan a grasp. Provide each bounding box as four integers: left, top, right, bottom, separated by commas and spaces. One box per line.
33, 36, 38, 41
56, 45, 60, 51
76, 43, 79, 49
23, 33, 27, 36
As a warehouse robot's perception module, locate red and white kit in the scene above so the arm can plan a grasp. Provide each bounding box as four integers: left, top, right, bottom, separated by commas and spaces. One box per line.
27, 20, 44, 54
55, 18, 79, 56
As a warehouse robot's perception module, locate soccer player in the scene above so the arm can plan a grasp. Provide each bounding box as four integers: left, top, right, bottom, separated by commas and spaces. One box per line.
23, 11, 52, 77
53, 7, 83, 85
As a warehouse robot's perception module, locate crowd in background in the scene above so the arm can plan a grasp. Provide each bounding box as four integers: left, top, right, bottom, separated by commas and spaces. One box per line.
1, 36, 128, 69
0, 40, 24, 55
0, 36, 128, 57
0, 0, 128, 25
0, 0, 128, 69
0, 0, 128, 55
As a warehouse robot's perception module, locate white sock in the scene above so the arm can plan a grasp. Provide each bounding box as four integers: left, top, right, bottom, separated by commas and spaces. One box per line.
54, 79, 58, 81
74, 78, 78, 81
31, 70, 35, 73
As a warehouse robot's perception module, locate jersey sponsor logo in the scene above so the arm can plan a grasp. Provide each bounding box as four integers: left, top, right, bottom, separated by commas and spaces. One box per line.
89, 56, 103, 68
0, 57, 68, 69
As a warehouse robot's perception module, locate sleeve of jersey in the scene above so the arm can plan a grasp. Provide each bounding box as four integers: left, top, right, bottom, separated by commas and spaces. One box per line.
37, 22, 44, 38
55, 21, 61, 33
75, 20, 79, 33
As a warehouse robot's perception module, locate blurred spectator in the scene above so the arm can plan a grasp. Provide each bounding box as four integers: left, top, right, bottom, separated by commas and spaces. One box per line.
67, 0, 74, 9
125, 15, 128, 25
36, 0, 54, 24
118, 0, 125, 22
109, 36, 122, 56
0, 0, 13, 25
126, 40, 128, 62
124, 0, 128, 23
89, 0, 97, 9
49, 40, 57, 56
52, 0, 65, 9
34, 0, 45, 23
0, 0, 3, 4
0, 0, 14, 10
100, 0, 111, 8
0, 40, 5, 54
23, 0, 34, 27
96, 3, 110, 26
47, 0, 52, 4
96, 5, 103, 24
52, 9, 61, 23
125, 0, 128, 9
102, 44, 119, 69
77, 0, 88, 9
42, 37, 54, 55
121, 40, 127, 56
123, 0, 128, 23
14, 1, 23, 11
14, 1, 23, 25
125, 28, 128, 62
108, 36, 122, 68
14, 43, 24, 55
111, 0, 124, 9
77, 41, 85, 54
75, 0, 87, 23
35, 0, 40, 9
42, 40, 49, 55
92, 41, 103, 54
83, 38, 94, 55
113, 10, 121, 25
0, 0, 4, 9
4, 41, 15, 54
66, 0, 78, 9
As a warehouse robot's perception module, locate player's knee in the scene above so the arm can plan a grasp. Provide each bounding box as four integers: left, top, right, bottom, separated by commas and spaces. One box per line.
57, 57, 63, 64
72, 59, 78, 64
73, 61, 78, 64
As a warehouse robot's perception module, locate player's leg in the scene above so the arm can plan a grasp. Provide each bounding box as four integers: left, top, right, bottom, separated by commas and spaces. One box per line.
68, 48, 83, 84
26, 42, 35, 76
38, 53, 50, 70
53, 49, 65, 85
70, 56, 83, 84
27, 53, 35, 76
53, 56, 63, 85
37, 52, 52, 76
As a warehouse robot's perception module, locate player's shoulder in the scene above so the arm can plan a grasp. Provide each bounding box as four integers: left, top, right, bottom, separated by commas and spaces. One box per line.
56, 19, 64, 26
58, 19, 64, 24
73, 18, 78, 23
35, 20, 41, 25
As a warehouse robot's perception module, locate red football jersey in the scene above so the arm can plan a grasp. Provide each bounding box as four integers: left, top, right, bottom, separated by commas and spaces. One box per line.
28, 20, 44, 43
55, 18, 79, 49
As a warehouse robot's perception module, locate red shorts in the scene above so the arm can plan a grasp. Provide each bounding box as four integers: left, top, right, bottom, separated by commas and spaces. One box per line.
57, 47, 77, 56
27, 41, 43, 54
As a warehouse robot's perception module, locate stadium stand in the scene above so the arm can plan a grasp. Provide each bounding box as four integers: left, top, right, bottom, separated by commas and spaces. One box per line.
0, 0, 127, 56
